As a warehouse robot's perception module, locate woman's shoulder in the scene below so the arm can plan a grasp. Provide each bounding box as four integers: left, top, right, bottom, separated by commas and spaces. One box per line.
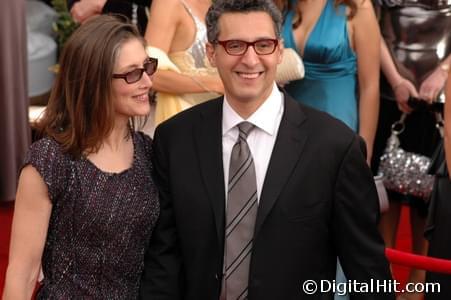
27, 136, 68, 162
151, 0, 184, 13
25, 136, 72, 203
357, 0, 375, 9
25, 136, 74, 170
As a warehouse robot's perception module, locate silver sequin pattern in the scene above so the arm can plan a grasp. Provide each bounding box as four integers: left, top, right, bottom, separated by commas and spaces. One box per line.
378, 133, 434, 199
180, 0, 208, 68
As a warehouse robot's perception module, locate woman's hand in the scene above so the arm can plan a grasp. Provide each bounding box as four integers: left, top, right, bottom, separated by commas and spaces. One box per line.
392, 78, 419, 113
418, 65, 448, 103
70, 0, 107, 23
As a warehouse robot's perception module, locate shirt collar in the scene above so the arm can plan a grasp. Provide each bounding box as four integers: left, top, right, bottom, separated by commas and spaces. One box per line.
222, 83, 283, 136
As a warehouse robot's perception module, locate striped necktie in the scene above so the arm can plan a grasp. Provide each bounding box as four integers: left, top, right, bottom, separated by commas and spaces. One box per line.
224, 121, 258, 300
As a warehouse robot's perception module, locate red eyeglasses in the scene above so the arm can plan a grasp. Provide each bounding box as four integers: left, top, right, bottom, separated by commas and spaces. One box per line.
216, 39, 279, 56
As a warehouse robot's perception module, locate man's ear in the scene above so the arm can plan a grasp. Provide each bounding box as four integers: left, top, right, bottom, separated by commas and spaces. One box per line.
277, 38, 284, 64
206, 42, 217, 67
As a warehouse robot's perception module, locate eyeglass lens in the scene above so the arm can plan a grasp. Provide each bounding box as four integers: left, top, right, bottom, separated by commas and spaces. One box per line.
126, 59, 157, 83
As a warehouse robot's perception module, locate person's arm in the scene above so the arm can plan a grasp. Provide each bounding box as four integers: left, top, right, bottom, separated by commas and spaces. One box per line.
333, 135, 394, 299
70, 0, 107, 23
2, 166, 52, 300
418, 54, 451, 102
380, 39, 419, 113
352, 0, 380, 163
151, 70, 224, 95
445, 75, 451, 178
143, 0, 223, 95
139, 126, 183, 299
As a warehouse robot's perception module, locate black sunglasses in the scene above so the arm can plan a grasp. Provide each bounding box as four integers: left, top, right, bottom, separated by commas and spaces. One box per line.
112, 57, 158, 84
216, 39, 279, 56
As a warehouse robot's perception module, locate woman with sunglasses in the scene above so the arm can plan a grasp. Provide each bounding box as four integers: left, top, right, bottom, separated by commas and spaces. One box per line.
144, 0, 224, 126
3, 15, 160, 299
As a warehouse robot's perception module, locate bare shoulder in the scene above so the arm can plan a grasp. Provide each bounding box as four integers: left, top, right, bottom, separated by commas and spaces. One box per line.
150, 0, 184, 17
355, 0, 376, 14
146, 0, 186, 48
350, 0, 378, 27
17, 165, 51, 207
20, 165, 47, 189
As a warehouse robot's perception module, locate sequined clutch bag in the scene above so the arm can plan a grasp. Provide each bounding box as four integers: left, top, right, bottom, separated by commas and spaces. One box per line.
377, 113, 435, 199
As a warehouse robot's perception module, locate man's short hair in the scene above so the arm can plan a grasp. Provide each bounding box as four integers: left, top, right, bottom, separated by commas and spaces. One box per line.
206, 0, 283, 43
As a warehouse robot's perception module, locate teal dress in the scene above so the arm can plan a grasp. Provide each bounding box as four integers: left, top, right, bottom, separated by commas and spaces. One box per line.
282, 0, 358, 131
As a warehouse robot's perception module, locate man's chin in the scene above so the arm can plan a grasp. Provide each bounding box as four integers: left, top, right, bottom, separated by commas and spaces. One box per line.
227, 92, 265, 105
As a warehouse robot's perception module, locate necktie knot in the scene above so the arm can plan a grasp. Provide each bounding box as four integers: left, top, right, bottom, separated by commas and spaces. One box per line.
238, 122, 254, 140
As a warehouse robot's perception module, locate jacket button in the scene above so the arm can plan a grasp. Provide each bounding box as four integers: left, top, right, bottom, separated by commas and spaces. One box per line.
215, 273, 219, 280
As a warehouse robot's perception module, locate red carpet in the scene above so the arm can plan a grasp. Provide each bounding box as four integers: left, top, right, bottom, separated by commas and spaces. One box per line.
392, 205, 413, 288
0, 201, 14, 294
0, 202, 413, 295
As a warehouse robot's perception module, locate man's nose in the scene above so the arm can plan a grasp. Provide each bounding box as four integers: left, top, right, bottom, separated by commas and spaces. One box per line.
240, 45, 260, 66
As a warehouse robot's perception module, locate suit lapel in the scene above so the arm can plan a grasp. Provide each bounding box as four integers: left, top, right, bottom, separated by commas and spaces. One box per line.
194, 99, 226, 246
254, 94, 309, 237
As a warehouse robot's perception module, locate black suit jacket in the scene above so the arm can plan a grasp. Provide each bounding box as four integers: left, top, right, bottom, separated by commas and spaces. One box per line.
140, 93, 394, 300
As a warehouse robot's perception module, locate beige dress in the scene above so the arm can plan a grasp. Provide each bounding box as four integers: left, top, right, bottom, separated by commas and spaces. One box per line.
168, 0, 219, 106
0, 0, 30, 202
151, 0, 219, 126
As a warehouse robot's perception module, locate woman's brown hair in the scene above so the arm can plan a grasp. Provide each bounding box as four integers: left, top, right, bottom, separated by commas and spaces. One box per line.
36, 15, 145, 158
274, 0, 359, 29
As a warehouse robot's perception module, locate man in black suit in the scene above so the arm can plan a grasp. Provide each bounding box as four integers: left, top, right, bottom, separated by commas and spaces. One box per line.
140, 0, 393, 299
